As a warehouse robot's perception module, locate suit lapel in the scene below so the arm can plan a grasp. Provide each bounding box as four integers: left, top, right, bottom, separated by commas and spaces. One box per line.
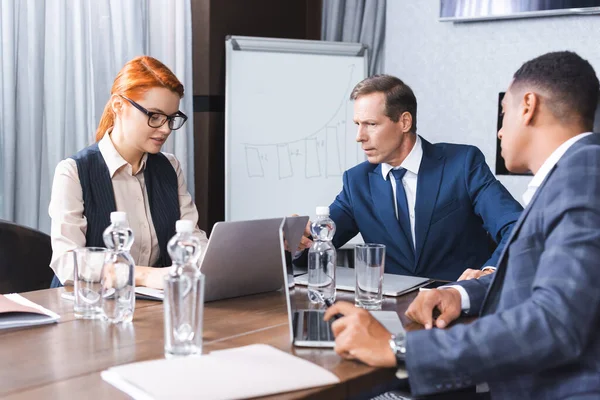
414, 138, 445, 268
369, 165, 415, 267
480, 165, 557, 315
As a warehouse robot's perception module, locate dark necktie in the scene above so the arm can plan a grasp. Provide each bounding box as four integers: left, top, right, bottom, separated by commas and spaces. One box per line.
390, 168, 415, 252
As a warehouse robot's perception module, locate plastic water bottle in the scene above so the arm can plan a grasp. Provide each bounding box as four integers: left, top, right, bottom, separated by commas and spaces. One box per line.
308, 206, 337, 304
101, 211, 135, 323
164, 220, 205, 358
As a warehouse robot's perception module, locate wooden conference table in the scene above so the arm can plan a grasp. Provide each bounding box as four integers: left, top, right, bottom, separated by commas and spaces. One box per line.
0, 286, 431, 399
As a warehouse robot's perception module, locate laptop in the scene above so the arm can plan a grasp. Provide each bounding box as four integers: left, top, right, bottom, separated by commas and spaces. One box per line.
133, 217, 308, 303
200, 218, 284, 302
282, 253, 406, 348
201, 216, 309, 303
294, 266, 431, 297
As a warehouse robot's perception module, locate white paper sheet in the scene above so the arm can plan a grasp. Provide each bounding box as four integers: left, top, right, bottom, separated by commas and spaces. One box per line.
102, 344, 340, 400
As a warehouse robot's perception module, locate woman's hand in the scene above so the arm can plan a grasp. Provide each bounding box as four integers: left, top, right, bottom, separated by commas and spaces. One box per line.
135, 266, 172, 289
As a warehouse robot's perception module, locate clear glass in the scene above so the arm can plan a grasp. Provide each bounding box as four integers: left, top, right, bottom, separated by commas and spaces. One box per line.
73, 247, 109, 319
308, 214, 337, 304
100, 252, 135, 323
164, 269, 205, 358
101, 218, 136, 323
354, 243, 386, 310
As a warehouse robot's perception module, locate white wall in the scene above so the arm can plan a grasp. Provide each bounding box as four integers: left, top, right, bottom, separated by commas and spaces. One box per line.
385, 1, 600, 203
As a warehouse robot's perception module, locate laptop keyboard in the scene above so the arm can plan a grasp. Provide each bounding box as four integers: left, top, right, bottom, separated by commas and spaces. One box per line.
308, 310, 334, 341
294, 310, 334, 342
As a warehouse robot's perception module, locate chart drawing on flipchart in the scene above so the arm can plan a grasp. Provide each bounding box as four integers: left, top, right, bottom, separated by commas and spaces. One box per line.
241, 65, 362, 182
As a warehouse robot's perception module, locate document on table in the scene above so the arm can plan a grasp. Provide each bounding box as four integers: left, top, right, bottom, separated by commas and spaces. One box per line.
101, 344, 340, 400
0, 294, 60, 330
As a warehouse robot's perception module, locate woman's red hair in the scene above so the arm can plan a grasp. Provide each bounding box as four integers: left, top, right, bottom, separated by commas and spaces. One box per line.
95, 56, 184, 142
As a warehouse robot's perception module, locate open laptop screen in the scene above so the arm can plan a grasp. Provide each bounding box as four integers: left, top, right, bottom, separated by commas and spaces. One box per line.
282, 216, 336, 348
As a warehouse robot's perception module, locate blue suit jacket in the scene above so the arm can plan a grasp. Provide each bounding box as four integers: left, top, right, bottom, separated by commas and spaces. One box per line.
330, 137, 522, 280
406, 134, 600, 399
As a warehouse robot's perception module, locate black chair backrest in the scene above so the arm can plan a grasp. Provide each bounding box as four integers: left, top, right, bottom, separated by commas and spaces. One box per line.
0, 219, 54, 293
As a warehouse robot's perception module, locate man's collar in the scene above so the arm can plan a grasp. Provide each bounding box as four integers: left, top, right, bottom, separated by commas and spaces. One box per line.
522, 131, 593, 205
382, 134, 423, 180
528, 132, 593, 190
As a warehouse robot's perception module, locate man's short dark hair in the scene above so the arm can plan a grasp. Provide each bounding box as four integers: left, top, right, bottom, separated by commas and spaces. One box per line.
512, 51, 599, 130
350, 75, 418, 133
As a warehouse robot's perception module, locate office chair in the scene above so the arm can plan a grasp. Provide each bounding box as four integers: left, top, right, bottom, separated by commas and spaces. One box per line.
0, 219, 54, 293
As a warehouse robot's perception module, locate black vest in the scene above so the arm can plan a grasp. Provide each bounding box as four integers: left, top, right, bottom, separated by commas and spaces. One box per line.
71, 143, 180, 267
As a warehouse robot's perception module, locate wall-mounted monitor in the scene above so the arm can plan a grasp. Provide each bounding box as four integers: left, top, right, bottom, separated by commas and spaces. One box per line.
440, 0, 600, 22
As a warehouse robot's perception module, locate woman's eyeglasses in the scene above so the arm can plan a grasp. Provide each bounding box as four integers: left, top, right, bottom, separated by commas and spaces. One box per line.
120, 95, 188, 130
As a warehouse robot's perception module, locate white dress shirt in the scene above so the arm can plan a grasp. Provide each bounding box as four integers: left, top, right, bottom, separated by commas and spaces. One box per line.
48, 132, 208, 283
452, 132, 593, 313
381, 135, 423, 248
521, 132, 593, 206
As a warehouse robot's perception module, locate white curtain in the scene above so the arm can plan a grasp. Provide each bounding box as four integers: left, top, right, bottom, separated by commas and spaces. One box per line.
0, 0, 194, 233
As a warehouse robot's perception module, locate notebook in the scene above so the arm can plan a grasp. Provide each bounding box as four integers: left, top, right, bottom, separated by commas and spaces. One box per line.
294, 267, 431, 297
101, 344, 340, 400
0, 294, 60, 329
134, 287, 164, 301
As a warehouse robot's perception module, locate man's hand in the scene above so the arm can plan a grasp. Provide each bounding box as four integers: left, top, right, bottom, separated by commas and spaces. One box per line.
405, 288, 462, 329
294, 214, 313, 252
457, 268, 494, 281
324, 302, 397, 368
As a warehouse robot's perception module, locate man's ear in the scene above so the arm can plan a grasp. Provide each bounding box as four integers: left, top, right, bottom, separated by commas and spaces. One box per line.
522, 92, 539, 126
399, 111, 413, 133
110, 94, 124, 116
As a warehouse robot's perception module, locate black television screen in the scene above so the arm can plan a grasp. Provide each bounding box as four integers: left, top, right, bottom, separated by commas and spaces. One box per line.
440, 0, 600, 22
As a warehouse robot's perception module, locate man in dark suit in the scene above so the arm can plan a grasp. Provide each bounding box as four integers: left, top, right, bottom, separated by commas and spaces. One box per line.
298, 75, 523, 281
324, 51, 600, 399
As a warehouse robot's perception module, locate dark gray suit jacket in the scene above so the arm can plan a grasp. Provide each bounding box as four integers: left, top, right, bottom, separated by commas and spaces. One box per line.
405, 133, 600, 399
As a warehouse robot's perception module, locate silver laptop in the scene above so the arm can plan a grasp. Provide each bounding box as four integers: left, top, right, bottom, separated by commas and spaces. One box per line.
283, 265, 407, 348
282, 277, 336, 347
201, 218, 286, 302
201, 216, 309, 303
283, 282, 406, 348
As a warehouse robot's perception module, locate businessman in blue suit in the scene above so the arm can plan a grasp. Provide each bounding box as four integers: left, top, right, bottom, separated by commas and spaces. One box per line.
325, 51, 600, 399
298, 75, 522, 281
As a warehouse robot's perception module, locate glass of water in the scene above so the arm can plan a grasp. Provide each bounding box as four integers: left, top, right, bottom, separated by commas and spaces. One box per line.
73, 247, 108, 319
354, 244, 385, 310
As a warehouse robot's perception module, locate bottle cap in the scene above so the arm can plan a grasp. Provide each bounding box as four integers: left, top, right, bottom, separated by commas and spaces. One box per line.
175, 219, 195, 233
315, 206, 330, 216
110, 212, 127, 224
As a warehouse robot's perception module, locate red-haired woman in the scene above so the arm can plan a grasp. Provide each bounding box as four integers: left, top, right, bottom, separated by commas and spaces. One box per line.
48, 56, 207, 289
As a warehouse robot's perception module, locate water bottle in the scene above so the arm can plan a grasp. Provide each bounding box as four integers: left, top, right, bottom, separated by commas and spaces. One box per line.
308, 206, 337, 304
164, 220, 205, 358
101, 211, 135, 323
